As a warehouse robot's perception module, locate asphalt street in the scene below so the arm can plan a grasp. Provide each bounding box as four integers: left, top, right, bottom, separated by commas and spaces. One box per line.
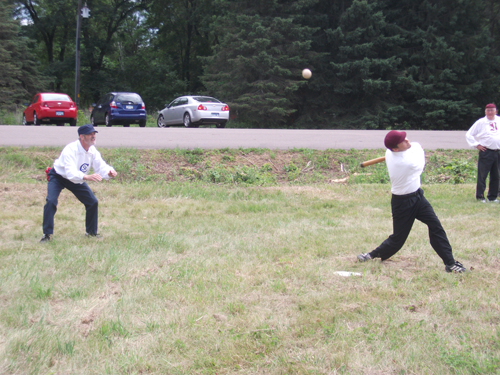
0, 125, 469, 150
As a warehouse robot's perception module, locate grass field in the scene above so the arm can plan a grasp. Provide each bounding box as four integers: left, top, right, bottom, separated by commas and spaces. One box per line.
1, 147, 499, 375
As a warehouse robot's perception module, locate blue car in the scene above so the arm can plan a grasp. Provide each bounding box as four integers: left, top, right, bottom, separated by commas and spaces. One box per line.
91, 92, 147, 127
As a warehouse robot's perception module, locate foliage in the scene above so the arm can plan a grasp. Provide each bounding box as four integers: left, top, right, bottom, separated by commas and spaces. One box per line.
0, 146, 479, 187
6, 0, 500, 128
201, 0, 318, 127
0, 0, 48, 108
327, 0, 405, 129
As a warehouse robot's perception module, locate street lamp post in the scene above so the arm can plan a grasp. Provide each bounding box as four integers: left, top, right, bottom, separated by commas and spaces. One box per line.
75, 1, 90, 109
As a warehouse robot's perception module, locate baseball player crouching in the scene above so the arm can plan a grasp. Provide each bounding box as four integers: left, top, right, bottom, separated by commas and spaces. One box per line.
40, 124, 117, 242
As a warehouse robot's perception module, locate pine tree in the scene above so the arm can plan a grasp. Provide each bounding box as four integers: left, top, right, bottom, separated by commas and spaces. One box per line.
327, 0, 405, 129
382, 0, 500, 129
0, 0, 47, 108
201, 0, 318, 128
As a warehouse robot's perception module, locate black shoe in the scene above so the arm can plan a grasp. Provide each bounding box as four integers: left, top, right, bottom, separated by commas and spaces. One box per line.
357, 253, 372, 262
445, 261, 467, 273
40, 234, 51, 243
85, 233, 101, 238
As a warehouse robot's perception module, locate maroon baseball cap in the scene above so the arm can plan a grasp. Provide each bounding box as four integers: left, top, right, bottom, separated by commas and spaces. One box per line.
486, 103, 496, 109
384, 130, 407, 150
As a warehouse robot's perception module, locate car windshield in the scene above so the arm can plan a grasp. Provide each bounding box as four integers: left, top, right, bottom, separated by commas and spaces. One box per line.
41, 94, 71, 102
115, 93, 143, 103
193, 96, 221, 103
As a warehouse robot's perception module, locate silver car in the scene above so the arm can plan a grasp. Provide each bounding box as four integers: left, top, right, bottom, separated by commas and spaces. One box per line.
157, 96, 229, 128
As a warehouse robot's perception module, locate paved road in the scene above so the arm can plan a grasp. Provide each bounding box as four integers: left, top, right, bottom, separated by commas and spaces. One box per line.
0, 125, 469, 150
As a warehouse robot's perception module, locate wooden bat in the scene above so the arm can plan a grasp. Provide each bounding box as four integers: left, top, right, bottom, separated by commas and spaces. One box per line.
360, 156, 386, 168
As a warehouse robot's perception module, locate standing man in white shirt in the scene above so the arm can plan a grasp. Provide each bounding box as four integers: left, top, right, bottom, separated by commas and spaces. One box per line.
357, 130, 466, 273
40, 124, 117, 242
465, 103, 500, 202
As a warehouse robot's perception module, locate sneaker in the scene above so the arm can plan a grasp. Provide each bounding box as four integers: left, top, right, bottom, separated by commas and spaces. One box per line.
478, 199, 486, 203
489, 199, 500, 203
85, 233, 101, 238
40, 234, 51, 243
445, 261, 467, 273
357, 253, 372, 262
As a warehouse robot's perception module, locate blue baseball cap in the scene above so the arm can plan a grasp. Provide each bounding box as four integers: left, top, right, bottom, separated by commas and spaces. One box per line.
78, 124, 98, 135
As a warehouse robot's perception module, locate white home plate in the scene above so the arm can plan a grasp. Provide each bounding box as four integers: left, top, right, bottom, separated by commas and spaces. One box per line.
334, 271, 362, 277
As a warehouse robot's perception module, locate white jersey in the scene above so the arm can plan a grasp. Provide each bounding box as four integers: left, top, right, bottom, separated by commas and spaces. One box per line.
53, 140, 115, 184
465, 115, 500, 149
385, 142, 425, 195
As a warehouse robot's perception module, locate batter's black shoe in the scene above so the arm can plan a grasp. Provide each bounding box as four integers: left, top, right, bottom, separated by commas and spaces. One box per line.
357, 253, 372, 262
445, 261, 466, 273
40, 234, 51, 243
85, 233, 101, 239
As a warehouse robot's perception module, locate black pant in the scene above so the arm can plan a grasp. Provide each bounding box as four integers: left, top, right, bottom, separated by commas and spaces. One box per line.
43, 168, 98, 235
369, 188, 455, 266
476, 149, 500, 201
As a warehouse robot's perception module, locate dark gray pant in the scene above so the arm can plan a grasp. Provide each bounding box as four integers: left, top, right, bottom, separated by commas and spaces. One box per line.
476, 149, 500, 201
369, 188, 455, 266
43, 168, 98, 235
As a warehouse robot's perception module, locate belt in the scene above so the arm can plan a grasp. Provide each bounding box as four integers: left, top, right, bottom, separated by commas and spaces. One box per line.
486, 148, 500, 152
392, 189, 421, 199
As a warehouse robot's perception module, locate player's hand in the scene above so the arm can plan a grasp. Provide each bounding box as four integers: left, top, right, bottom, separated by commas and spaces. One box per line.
477, 145, 487, 152
108, 169, 117, 178
84, 173, 103, 182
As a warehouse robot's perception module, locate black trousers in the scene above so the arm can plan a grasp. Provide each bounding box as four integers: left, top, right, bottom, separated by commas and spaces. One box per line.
369, 188, 455, 266
476, 149, 500, 201
43, 168, 98, 235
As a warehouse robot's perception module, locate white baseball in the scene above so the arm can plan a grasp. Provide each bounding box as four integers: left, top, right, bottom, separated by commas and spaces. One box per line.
302, 69, 312, 79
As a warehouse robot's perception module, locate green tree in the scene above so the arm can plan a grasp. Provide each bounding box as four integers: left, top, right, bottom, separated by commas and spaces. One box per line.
202, 0, 318, 128
381, 0, 500, 129
15, 0, 151, 104
147, 0, 214, 94
327, 0, 405, 129
0, 0, 47, 108
102, 16, 186, 111
15, 0, 75, 92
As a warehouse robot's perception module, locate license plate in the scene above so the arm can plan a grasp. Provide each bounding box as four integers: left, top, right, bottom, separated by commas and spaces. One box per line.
211, 112, 219, 116
126, 105, 133, 109
56, 111, 64, 116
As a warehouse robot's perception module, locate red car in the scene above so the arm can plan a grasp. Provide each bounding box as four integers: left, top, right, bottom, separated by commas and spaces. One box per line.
23, 92, 77, 126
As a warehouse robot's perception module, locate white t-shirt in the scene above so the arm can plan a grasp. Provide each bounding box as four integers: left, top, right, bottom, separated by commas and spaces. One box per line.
385, 142, 425, 195
465, 115, 500, 149
53, 140, 115, 184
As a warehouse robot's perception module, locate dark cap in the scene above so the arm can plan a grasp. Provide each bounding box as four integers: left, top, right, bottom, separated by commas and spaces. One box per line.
384, 130, 407, 150
486, 103, 497, 109
78, 124, 98, 135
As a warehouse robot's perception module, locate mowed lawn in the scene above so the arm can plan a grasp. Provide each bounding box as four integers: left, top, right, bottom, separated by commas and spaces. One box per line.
0, 147, 499, 374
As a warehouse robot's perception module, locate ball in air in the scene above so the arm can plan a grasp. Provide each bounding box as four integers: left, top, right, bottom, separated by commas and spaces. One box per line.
302, 69, 312, 79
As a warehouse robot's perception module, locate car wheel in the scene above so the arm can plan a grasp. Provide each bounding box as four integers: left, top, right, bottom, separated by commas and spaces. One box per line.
69, 119, 77, 126
216, 122, 226, 129
33, 112, 40, 126
183, 113, 192, 128
105, 113, 112, 127
22, 114, 30, 126
91, 115, 96, 126
139, 120, 146, 128
157, 114, 167, 128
